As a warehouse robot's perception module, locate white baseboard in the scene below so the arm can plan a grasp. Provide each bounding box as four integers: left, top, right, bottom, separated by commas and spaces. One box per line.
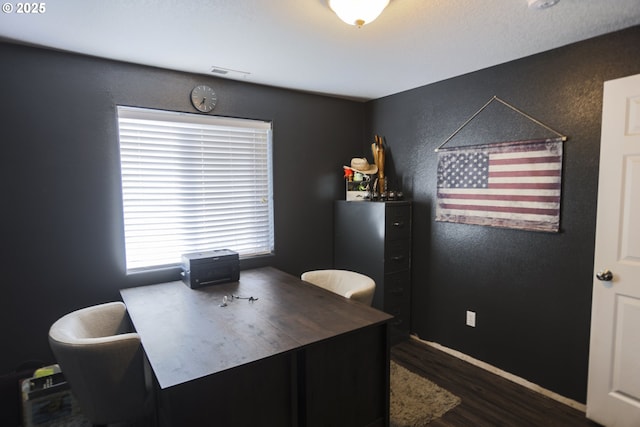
410, 335, 587, 412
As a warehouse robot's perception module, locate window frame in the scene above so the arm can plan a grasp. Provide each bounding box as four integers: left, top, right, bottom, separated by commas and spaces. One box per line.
116, 105, 275, 274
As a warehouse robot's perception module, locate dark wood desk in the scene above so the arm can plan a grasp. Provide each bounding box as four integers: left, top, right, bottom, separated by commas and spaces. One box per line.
120, 267, 392, 426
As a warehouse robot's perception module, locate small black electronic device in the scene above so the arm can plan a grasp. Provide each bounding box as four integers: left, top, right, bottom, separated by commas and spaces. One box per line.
181, 249, 239, 288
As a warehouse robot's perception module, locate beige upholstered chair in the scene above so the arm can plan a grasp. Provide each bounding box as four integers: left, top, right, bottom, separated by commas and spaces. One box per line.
301, 269, 376, 306
48, 301, 151, 426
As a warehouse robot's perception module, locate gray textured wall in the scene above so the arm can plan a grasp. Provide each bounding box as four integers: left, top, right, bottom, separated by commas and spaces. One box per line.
0, 42, 363, 372
365, 26, 640, 403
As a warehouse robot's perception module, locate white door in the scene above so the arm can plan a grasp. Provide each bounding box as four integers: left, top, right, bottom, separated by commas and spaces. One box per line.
587, 73, 640, 426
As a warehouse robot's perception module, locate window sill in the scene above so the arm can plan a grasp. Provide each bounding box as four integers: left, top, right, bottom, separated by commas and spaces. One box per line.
122, 253, 275, 289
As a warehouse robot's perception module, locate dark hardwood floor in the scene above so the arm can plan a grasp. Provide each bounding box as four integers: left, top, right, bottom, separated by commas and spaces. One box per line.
391, 338, 602, 427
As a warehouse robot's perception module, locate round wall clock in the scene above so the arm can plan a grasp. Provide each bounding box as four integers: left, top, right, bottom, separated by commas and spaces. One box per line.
190, 85, 217, 113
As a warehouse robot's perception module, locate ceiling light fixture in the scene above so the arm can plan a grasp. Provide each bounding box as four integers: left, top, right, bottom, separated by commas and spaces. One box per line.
329, 0, 390, 28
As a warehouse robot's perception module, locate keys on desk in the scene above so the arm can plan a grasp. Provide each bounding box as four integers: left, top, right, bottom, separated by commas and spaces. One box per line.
220, 294, 259, 307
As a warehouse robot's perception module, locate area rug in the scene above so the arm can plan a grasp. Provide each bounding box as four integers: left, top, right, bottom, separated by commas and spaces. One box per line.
390, 360, 461, 427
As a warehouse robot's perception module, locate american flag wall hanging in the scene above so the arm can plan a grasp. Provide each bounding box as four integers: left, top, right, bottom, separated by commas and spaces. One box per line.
435, 137, 564, 232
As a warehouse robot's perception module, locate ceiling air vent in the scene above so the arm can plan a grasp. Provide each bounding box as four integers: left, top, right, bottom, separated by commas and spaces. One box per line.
210, 66, 250, 79
527, 0, 559, 9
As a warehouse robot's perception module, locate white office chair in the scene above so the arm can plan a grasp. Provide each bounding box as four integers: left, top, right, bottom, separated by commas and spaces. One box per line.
301, 269, 376, 306
48, 301, 151, 426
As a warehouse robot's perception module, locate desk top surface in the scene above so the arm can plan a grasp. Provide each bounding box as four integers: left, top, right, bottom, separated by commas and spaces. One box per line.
120, 267, 391, 389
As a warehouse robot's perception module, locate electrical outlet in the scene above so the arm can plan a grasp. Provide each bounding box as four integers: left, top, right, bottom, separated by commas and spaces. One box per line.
466, 310, 476, 327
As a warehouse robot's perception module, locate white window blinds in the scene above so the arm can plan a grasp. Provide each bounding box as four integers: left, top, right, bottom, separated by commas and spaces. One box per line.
117, 106, 274, 271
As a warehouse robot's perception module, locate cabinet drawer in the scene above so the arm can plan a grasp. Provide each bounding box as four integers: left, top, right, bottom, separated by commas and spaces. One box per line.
385, 239, 410, 273
385, 205, 411, 240
384, 270, 411, 306
389, 313, 409, 331
385, 302, 410, 333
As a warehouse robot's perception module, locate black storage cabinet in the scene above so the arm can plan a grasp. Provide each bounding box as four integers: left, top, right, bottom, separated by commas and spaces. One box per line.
334, 200, 412, 342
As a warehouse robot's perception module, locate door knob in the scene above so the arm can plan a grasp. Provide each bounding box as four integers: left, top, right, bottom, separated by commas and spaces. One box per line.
596, 269, 613, 281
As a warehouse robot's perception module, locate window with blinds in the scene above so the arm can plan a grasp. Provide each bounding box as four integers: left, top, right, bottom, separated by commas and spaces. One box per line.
117, 106, 274, 272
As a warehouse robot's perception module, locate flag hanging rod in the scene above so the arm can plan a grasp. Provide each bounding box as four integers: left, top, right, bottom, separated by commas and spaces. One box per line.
434, 96, 568, 152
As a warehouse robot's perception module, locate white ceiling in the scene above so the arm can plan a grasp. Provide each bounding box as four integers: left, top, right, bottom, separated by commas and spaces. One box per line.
1, 0, 639, 101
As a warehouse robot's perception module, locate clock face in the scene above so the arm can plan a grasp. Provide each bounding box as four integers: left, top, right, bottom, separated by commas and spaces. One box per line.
191, 85, 217, 113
